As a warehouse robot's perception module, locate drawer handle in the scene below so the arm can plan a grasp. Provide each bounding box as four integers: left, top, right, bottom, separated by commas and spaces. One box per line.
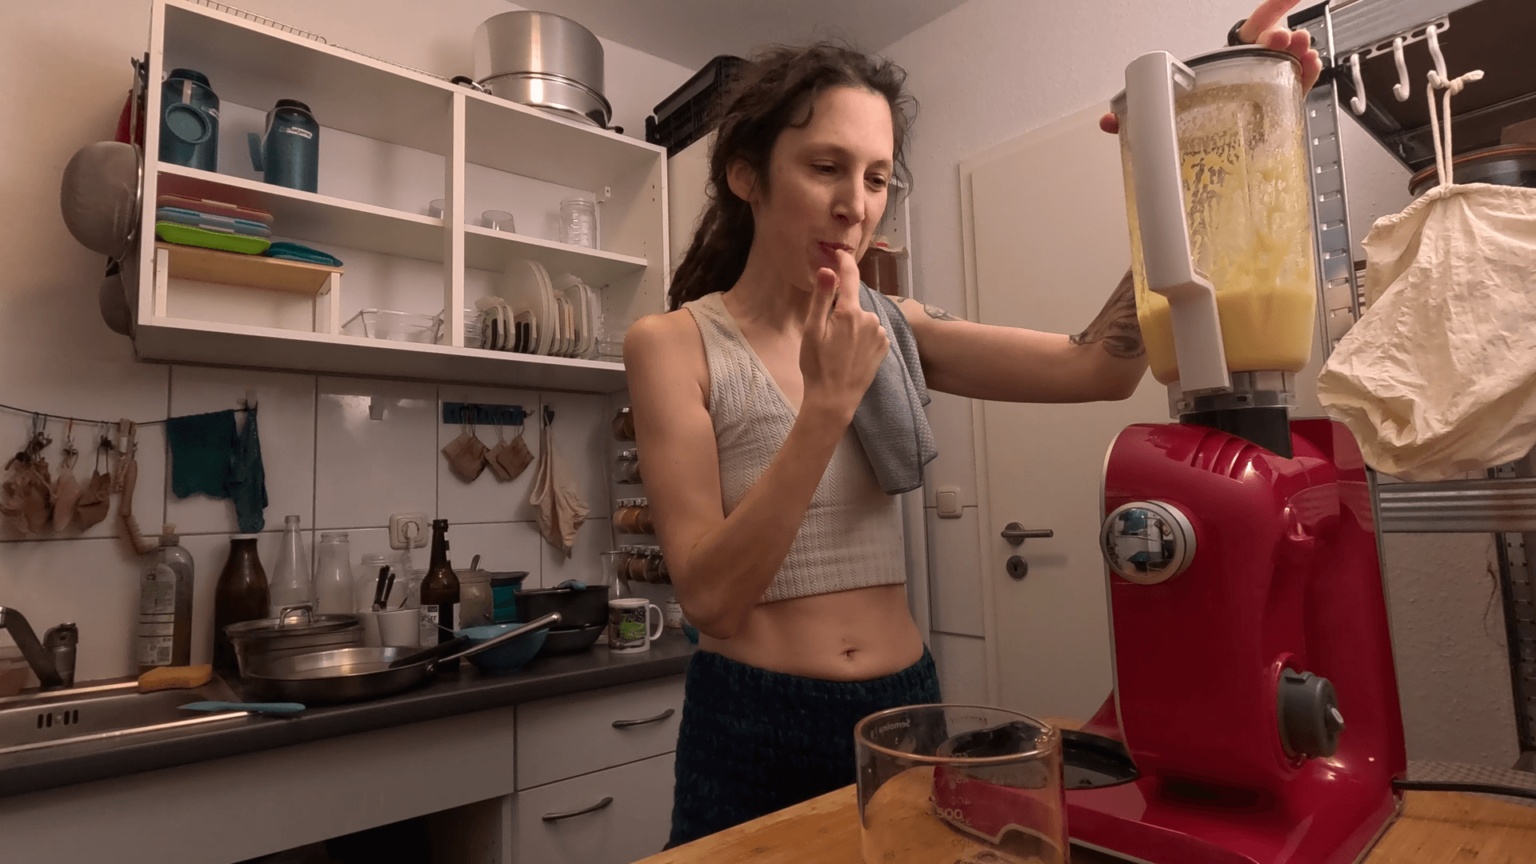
612, 708, 675, 728
542, 796, 614, 822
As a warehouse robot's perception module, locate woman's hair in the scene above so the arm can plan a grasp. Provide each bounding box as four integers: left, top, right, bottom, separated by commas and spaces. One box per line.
667, 43, 915, 310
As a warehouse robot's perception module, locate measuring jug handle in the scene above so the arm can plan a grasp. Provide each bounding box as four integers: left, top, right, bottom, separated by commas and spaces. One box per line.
1124, 51, 1230, 396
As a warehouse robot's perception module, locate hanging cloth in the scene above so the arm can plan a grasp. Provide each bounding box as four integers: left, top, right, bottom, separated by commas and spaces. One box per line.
74, 431, 114, 529
51, 421, 82, 532
1, 417, 54, 535
529, 409, 589, 557
1317, 64, 1536, 480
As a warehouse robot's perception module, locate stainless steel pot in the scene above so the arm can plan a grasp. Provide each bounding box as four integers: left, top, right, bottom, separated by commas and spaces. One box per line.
1408, 144, 1536, 195
472, 11, 611, 128
479, 72, 611, 127
241, 613, 560, 705
225, 606, 363, 677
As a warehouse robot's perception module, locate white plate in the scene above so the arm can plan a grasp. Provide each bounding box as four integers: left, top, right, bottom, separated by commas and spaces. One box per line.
530, 260, 558, 356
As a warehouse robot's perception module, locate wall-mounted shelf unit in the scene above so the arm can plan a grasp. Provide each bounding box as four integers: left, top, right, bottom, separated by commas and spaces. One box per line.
1294, 0, 1536, 766
134, 0, 668, 394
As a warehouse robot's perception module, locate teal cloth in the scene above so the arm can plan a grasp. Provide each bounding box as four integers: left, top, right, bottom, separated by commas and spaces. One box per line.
262, 241, 342, 267
166, 410, 238, 499
165, 408, 267, 532
231, 408, 268, 533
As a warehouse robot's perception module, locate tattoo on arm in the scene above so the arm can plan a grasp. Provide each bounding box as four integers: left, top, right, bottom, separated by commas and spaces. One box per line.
1069, 270, 1145, 360
922, 303, 962, 322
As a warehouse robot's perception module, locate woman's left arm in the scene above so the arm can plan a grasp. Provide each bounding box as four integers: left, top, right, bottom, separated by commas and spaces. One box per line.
896, 269, 1145, 403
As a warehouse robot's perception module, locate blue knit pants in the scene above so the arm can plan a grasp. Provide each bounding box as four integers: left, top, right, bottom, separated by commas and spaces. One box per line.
665, 647, 942, 849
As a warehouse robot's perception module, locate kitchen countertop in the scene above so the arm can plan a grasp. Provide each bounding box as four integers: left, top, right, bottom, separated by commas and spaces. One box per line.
0, 632, 695, 799
636, 783, 1536, 864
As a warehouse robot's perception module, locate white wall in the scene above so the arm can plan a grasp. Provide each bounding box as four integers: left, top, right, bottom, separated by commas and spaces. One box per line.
0, 0, 689, 684
884, 0, 1519, 765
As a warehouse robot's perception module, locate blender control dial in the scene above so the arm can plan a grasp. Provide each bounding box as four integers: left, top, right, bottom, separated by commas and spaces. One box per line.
1101, 501, 1195, 585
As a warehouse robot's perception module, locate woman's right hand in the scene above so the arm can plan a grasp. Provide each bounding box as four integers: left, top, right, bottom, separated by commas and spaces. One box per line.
800, 249, 889, 421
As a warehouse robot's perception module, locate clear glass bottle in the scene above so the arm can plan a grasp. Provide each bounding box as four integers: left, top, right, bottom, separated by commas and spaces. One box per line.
268, 515, 314, 616
314, 532, 353, 615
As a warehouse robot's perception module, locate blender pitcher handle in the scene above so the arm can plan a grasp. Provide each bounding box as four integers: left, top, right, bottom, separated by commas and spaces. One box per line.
1124, 51, 1230, 395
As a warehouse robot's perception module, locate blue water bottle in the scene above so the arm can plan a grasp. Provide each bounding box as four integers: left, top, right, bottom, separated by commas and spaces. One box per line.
159, 69, 219, 171
248, 99, 319, 192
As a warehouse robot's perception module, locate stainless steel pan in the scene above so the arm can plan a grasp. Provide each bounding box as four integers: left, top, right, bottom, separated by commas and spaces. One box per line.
241, 613, 560, 705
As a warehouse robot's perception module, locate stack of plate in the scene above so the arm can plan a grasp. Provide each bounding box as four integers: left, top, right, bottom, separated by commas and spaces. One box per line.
473, 258, 601, 358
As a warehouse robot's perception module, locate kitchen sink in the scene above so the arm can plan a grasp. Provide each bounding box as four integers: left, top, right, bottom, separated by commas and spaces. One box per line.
0, 676, 248, 757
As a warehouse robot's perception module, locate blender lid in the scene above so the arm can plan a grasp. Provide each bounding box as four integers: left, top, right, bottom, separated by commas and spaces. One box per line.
1110, 46, 1301, 111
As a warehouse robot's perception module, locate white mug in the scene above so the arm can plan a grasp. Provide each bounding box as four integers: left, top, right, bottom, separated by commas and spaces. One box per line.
607, 598, 663, 654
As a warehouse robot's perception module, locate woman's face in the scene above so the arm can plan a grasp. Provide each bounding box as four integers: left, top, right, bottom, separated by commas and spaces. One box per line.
733, 86, 895, 294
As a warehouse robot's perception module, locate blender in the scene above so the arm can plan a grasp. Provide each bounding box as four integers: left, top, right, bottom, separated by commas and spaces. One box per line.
1061, 48, 1408, 863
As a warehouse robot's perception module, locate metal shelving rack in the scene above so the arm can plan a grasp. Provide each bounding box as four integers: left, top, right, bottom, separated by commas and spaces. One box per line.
1292, 0, 1536, 768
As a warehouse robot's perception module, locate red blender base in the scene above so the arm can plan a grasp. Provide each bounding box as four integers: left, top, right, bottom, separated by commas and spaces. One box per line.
1066, 418, 1407, 863
1066, 773, 1398, 864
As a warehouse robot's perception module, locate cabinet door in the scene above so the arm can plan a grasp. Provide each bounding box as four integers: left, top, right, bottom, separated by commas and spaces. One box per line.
513, 752, 675, 864
516, 675, 684, 790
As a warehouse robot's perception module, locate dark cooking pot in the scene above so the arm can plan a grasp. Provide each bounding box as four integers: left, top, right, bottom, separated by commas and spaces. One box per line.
537, 622, 605, 656
1408, 144, 1536, 196
516, 584, 608, 629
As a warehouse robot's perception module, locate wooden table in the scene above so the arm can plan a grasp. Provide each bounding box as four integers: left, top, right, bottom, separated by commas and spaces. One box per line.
637, 784, 1536, 864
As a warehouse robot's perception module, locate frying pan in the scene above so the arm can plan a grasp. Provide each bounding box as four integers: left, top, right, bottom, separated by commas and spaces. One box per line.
242, 613, 560, 706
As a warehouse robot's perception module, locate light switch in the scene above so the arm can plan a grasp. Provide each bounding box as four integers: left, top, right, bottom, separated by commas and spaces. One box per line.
936, 486, 963, 519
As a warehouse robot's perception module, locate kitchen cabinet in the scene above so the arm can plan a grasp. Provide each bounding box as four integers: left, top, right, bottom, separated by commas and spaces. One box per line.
513, 752, 676, 864
516, 675, 685, 790
134, 0, 668, 394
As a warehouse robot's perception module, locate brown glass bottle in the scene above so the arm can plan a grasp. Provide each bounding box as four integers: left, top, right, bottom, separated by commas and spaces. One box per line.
213, 536, 270, 672
420, 519, 461, 667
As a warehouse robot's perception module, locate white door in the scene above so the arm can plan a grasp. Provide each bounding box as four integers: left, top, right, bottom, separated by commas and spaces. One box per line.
960, 105, 1168, 721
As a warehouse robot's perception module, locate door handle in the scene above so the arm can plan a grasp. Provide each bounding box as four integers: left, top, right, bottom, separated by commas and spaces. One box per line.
542, 796, 614, 822
612, 708, 675, 728
1001, 523, 1054, 546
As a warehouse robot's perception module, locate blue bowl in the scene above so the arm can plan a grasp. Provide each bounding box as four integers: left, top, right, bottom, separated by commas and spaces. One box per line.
682, 623, 699, 644
456, 622, 548, 673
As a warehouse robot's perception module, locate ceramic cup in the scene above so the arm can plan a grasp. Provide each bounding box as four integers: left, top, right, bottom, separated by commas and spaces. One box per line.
356, 611, 382, 647
606, 598, 662, 654
376, 607, 421, 648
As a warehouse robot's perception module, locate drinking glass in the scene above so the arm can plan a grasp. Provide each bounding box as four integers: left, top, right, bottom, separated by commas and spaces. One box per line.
482, 209, 515, 232
559, 198, 596, 248
855, 704, 1068, 864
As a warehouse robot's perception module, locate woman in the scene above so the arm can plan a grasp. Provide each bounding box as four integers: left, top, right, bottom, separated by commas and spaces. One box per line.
625, 2, 1321, 847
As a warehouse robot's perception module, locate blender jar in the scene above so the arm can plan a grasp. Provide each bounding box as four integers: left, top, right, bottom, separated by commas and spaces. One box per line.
1112, 48, 1317, 390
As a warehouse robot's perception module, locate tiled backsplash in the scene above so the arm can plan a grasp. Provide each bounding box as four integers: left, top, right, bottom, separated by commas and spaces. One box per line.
0, 365, 617, 682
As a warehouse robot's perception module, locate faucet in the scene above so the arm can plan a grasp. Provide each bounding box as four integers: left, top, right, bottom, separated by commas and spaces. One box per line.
0, 607, 77, 690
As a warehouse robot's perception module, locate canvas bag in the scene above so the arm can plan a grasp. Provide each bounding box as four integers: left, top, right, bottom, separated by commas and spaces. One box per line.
1317, 68, 1536, 480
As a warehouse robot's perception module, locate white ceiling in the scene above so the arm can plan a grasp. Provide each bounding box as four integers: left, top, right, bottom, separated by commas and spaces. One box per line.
523, 0, 973, 70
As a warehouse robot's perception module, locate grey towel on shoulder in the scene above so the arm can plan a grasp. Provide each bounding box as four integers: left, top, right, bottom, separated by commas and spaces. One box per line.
854, 283, 937, 494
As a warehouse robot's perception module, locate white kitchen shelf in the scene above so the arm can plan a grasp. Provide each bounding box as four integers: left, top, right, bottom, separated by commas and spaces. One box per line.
462, 225, 647, 284
135, 316, 627, 392
133, 0, 669, 394
157, 164, 445, 262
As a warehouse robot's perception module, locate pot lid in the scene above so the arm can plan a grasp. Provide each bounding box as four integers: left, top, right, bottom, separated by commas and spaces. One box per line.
225, 606, 359, 638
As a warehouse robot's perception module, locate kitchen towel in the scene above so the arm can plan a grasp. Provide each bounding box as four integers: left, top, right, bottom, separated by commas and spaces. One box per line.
165, 408, 267, 532
853, 283, 937, 495
529, 418, 589, 556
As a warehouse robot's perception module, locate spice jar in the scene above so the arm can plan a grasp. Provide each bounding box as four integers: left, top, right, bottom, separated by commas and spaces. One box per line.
641, 546, 666, 584
615, 498, 654, 534
615, 449, 642, 484
612, 406, 635, 441
623, 546, 649, 582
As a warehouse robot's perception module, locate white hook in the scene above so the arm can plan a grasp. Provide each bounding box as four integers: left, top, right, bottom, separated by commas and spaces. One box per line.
1391, 37, 1410, 101
1426, 24, 1448, 88
1349, 53, 1367, 115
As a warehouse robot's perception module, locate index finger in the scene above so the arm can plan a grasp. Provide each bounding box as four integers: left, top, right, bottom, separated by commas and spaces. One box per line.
833, 249, 861, 312
1238, 0, 1301, 43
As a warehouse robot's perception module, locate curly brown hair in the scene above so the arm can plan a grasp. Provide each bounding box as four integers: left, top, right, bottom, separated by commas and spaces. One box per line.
667, 43, 915, 311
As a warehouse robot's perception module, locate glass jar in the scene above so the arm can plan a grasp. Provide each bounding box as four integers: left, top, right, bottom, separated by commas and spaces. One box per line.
315, 532, 353, 615
560, 198, 597, 248
642, 547, 666, 585
623, 546, 649, 583
459, 567, 494, 628
615, 449, 642, 484
611, 406, 635, 441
